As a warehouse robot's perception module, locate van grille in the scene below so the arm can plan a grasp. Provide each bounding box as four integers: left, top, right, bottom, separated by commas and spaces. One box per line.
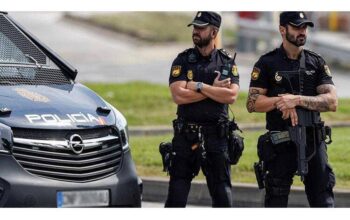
12, 129, 123, 182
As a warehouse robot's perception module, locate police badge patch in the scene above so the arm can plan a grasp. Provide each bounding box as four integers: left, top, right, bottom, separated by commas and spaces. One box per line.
171, 65, 182, 77
275, 72, 282, 82
232, 65, 239, 76
324, 65, 332, 76
187, 70, 193, 80
251, 67, 260, 80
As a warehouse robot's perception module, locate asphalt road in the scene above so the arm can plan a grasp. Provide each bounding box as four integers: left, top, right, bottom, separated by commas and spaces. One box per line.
9, 11, 350, 97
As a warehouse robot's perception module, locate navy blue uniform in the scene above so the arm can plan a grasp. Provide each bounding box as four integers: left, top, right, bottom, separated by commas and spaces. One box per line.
166, 47, 239, 207
250, 45, 335, 207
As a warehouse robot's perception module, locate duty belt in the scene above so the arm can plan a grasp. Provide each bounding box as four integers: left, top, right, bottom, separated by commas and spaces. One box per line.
183, 122, 221, 135
270, 126, 331, 145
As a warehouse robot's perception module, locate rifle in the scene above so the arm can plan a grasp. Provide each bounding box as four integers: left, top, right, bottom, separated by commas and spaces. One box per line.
288, 108, 317, 181
281, 51, 318, 181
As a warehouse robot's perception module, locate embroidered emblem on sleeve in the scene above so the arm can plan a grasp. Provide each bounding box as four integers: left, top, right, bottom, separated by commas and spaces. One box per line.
171, 65, 182, 77
251, 67, 260, 80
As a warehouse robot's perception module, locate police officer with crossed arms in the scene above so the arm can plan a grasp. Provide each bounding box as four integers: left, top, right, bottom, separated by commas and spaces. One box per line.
165, 11, 240, 207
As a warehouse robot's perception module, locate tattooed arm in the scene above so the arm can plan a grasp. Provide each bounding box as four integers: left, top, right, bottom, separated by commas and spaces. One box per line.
299, 84, 338, 112
247, 87, 298, 125
276, 84, 338, 112
246, 87, 280, 113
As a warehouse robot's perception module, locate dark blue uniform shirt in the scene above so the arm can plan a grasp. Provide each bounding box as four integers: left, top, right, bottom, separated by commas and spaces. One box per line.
249, 45, 334, 131
169, 47, 239, 124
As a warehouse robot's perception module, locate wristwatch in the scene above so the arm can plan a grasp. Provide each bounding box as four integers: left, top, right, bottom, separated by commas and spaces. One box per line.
196, 82, 203, 93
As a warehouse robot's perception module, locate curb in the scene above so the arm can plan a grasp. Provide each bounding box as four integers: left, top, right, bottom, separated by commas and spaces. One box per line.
141, 177, 350, 207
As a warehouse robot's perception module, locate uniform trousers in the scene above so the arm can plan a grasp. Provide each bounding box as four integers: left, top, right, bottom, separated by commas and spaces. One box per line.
263, 137, 335, 207
165, 132, 233, 207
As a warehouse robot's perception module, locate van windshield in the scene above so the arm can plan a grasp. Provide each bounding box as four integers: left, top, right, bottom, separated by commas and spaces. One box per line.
0, 14, 71, 85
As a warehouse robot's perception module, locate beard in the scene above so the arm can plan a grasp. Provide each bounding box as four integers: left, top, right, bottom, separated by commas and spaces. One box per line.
192, 33, 212, 48
286, 28, 307, 47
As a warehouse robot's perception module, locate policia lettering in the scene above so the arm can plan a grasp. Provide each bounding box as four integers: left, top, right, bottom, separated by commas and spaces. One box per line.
247, 12, 337, 207
162, 11, 241, 208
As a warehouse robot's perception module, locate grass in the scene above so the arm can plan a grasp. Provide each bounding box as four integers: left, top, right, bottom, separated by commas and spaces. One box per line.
86, 82, 177, 126
86, 82, 350, 126
129, 127, 350, 189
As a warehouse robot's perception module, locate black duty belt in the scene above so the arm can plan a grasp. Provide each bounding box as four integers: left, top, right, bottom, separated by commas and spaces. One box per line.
269, 126, 330, 145
184, 122, 218, 134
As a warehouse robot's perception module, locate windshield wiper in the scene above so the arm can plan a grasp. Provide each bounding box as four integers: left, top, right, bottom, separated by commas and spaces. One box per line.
24, 54, 42, 68
0, 80, 18, 85
0, 54, 42, 68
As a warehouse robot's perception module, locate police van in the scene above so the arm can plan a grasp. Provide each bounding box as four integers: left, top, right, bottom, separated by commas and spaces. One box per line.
0, 12, 142, 207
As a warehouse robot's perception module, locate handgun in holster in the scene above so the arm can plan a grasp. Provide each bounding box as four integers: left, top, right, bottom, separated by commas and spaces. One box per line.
254, 161, 265, 189
159, 142, 173, 173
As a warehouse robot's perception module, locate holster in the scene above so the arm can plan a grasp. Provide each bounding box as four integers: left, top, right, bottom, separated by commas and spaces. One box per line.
254, 133, 274, 189
257, 132, 276, 162
254, 161, 265, 189
314, 121, 332, 144
159, 142, 173, 174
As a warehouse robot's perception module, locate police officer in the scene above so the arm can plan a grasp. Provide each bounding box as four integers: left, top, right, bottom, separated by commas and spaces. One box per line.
165, 11, 240, 207
247, 12, 337, 207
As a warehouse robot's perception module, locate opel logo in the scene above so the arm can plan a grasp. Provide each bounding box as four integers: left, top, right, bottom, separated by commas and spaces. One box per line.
69, 134, 84, 155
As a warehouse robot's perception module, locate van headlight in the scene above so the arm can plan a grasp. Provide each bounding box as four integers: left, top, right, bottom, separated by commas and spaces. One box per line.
107, 103, 130, 152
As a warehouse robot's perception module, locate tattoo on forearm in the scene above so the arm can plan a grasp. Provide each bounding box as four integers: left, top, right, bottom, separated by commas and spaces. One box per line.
300, 84, 336, 112
247, 88, 260, 112
301, 96, 330, 111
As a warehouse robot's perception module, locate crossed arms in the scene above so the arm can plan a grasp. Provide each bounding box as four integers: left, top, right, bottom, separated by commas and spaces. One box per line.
170, 74, 239, 105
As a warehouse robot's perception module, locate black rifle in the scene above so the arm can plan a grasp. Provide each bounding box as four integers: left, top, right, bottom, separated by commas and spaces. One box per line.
288, 108, 317, 181
280, 51, 318, 181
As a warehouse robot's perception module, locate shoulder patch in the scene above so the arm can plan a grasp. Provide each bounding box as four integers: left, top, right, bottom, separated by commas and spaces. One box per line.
218, 48, 233, 59
232, 65, 239, 76
251, 67, 260, 80
171, 65, 182, 77
324, 65, 332, 76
